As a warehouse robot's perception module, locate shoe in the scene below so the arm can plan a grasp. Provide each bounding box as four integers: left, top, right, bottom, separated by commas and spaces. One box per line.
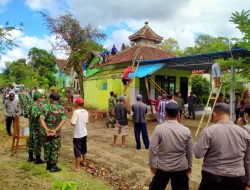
46, 162, 51, 170
34, 157, 45, 164
27, 153, 35, 162
50, 164, 61, 172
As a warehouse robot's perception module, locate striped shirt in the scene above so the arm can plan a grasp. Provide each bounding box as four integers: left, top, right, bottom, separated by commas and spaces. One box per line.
194, 120, 250, 185
158, 99, 169, 117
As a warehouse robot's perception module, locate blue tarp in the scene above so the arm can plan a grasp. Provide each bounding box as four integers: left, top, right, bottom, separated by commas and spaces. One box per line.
128, 63, 165, 78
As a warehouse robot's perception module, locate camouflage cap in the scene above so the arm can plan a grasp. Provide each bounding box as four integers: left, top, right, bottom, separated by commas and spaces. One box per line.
33, 91, 43, 100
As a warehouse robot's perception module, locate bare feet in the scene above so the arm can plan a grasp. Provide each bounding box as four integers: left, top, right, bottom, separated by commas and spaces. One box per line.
73, 167, 81, 172
80, 162, 87, 167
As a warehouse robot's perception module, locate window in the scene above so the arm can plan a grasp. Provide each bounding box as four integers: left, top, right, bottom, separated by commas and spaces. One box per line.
155, 75, 176, 98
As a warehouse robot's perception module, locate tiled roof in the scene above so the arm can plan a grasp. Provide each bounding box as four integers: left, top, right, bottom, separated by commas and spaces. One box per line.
104, 44, 176, 65
129, 22, 163, 42
55, 59, 70, 73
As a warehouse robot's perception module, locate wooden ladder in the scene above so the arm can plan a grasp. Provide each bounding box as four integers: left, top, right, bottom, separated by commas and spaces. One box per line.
195, 84, 223, 137
11, 115, 28, 155
147, 76, 167, 95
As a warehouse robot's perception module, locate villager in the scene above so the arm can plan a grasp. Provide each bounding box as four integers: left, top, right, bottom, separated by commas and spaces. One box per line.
168, 93, 177, 104
158, 94, 169, 124
212, 62, 221, 88
132, 94, 149, 150
71, 98, 89, 172
40, 93, 66, 172
121, 43, 126, 51
149, 96, 162, 122
194, 103, 250, 190
187, 92, 197, 120
113, 96, 130, 148
244, 105, 250, 134
121, 66, 135, 86
175, 92, 185, 121
28, 91, 45, 164
3, 92, 20, 136
149, 102, 193, 190
111, 45, 118, 55
106, 91, 116, 128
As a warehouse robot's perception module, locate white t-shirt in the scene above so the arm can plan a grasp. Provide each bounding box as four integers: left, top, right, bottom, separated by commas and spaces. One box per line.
71, 108, 89, 138
244, 124, 250, 135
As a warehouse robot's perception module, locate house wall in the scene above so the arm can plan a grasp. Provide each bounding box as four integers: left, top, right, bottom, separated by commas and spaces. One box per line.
84, 67, 192, 111
54, 65, 71, 89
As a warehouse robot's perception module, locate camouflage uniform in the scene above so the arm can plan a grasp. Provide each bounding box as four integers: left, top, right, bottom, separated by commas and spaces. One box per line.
30, 101, 46, 158
40, 102, 66, 164
23, 93, 31, 117
106, 96, 116, 128
28, 99, 35, 159
18, 93, 25, 115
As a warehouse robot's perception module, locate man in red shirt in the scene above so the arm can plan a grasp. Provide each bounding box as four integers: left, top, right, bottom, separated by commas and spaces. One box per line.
149, 96, 162, 122
122, 66, 135, 86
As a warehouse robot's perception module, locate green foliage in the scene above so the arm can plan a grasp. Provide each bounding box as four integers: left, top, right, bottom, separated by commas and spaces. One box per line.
191, 75, 210, 105
184, 34, 229, 55
52, 180, 76, 190
159, 37, 183, 55
40, 12, 106, 95
0, 23, 23, 55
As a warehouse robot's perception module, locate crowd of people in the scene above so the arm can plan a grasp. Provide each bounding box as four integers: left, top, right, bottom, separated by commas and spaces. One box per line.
2, 85, 250, 190
106, 91, 250, 190
2, 86, 88, 173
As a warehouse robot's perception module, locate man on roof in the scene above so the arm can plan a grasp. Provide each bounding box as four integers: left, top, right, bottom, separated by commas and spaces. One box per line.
111, 45, 119, 55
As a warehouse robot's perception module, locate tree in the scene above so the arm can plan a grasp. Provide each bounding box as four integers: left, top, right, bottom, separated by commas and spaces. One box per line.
28, 47, 57, 87
159, 37, 183, 55
191, 75, 210, 106
0, 23, 22, 55
184, 34, 229, 55
40, 12, 106, 96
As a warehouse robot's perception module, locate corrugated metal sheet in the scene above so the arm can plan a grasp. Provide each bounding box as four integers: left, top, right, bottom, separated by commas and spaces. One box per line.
129, 63, 165, 78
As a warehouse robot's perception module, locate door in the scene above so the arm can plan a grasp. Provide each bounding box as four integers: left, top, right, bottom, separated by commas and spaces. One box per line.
155, 75, 176, 98
180, 77, 189, 104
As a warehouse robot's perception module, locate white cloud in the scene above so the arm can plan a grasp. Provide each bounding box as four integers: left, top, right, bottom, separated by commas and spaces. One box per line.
104, 29, 133, 50
0, 0, 11, 12
25, 0, 65, 14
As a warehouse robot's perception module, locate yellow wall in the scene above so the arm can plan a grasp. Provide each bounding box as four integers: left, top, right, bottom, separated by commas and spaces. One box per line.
84, 68, 192, 111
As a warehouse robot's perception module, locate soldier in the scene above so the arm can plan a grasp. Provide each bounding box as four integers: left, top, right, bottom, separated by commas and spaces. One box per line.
30, 91, 45, 164
23, 89, 31, 118
18, 89, 25, 116
27, 92, 35, 162
40, 93, 66, 172
106, 91, 116, 128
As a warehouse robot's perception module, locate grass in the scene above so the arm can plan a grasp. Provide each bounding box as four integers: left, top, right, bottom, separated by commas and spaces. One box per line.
0, 99, 113, 190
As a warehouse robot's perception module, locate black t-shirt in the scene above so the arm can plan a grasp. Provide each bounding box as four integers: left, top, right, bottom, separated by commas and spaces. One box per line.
115, 103, 128, 126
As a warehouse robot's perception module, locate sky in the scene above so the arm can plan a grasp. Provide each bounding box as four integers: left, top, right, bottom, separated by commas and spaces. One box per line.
0, 0, 249, 72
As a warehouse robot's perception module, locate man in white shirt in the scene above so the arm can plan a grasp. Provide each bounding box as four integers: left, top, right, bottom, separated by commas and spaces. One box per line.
71, 98, 89, 172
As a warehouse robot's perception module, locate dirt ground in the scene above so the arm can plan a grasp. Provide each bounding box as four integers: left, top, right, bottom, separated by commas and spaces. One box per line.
0, 105, 207, 190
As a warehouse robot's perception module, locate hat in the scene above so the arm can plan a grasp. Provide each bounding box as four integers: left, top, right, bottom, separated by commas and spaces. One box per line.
119, 96, 125, 101
74, 98, 84, 105
33, 91, 43, 100
166, 102, 179, 115
136, 94, 143, 100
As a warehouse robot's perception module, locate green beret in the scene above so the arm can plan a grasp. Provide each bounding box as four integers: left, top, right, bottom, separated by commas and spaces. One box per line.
33, 91, 43, 100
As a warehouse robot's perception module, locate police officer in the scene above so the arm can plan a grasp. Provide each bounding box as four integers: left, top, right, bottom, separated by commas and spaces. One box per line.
30, 91, 45, 164
40, 93, 66, 172
194, 103, 250, 190
149, 102, 193, 190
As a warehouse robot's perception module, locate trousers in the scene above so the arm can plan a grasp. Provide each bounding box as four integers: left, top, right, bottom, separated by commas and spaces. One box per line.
149, 169, 189, 190
134, 123, 149, 149
198, 171, 247, 190
44, 135, 61, 164
6, 116, 14, 135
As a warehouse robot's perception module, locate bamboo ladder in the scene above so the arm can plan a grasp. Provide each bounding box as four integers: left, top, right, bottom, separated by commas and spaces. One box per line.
147, 76, 167, 95
123, 60, 141, 95
195, 83, 223, 137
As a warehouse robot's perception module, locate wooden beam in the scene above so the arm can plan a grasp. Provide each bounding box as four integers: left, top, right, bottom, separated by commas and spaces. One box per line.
145, 77, 154, 115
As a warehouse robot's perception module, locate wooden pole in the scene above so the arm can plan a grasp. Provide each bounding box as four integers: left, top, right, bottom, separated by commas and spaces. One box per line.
145, 77, 154, 115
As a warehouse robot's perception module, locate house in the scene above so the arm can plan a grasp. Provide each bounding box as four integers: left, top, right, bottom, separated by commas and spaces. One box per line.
84, 22, 192, 111
55, 59, 79, 91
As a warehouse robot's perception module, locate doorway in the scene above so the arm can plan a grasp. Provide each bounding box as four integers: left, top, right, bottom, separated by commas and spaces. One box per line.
155, 75, 176, 98
180, 77, 189, 104
139, 78, 150, 104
